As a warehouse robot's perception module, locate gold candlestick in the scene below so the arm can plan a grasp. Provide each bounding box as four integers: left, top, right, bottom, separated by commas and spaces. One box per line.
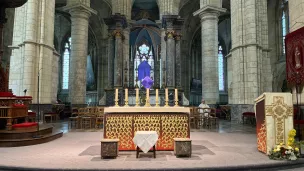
115, 88, 119, 107
164, 88, 169, 107
174, 88, 179, 107
155, 89, 159, 107
135, 88, 139, 107
124, 88, 129, 107
145, 88, 151, 107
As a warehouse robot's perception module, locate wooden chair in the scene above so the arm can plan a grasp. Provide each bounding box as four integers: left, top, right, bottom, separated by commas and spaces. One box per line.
69, 108, 79, 129
208, 108, 219, 128
81, 108, 92, 129
95, 107, 104, 129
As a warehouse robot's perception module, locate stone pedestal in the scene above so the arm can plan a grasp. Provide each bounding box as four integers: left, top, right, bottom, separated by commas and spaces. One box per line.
100, 139, 119, 158
174, 138, 192, 157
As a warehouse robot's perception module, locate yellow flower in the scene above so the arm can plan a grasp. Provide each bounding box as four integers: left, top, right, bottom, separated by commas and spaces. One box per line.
287, 146, 292, 150
277, 145, 281, 149
273, 149, 277, 152
280, 143, 283, 146
295, 148, 299, 152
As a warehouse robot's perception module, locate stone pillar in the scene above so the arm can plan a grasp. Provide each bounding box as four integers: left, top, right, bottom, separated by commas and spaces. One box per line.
175, 33, 182, 88
162, 15, 184, 89
229, 0, 271, 105
104, 14, 127, 106
165, 31, 175, 88
22, 0, 39, 100
9, 0, 57, 104
289, 0, 304, 104
122, 27, 130, 88
107, 33, 114, 88
194, 5, 226, 104
114, 30, 123, 87
63, 1, 96, 105
160, 28, 167, 88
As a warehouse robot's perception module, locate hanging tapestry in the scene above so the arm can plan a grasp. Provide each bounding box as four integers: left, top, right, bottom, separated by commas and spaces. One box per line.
285, 26, 304, 85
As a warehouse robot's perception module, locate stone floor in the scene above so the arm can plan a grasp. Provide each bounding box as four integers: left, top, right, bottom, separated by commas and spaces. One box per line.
0, 120, 303, 171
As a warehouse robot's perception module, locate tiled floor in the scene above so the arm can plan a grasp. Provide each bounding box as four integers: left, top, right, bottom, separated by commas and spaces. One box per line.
0, 120, 302, 170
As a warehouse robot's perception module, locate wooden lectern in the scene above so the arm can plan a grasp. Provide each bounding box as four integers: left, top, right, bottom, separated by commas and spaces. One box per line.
254, 93, 294, 154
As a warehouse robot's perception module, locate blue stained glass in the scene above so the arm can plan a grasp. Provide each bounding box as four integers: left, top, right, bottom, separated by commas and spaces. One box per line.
139, 44, 149, 54
218, 46, 224, 91
134, 43, 154, 87
282, 11, 286, 54
62, 39, 71, 89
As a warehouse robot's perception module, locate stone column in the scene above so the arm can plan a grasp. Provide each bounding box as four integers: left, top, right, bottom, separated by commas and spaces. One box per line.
160, 28, 167, 88
175, 33, 182, 88
114, 30, 123, 87
122, 27, 130, 88
22, 0, 39, 100
165, 31, 175, 88
64, 1, 96, 105
107, 33, 114, 88
162, 15, 184, 89
194, 6, 226, 104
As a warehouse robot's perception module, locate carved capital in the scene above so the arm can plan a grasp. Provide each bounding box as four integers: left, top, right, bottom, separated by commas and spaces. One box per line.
165, 31, 175, 40
175, 33, 182, 41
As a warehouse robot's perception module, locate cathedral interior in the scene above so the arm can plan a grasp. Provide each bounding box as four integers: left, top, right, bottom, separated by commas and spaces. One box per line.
1, 0, 293, 109
2, 0, 304, 170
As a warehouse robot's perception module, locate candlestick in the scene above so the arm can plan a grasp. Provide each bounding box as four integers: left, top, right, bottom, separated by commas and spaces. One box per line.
124, 88, 129, 107
115, 89, 119, 107
165, 88, 169, 107
155, 89, 159, 107
145, 88, 151, 107
135, 88, 139, 107
174, 88, 179, 107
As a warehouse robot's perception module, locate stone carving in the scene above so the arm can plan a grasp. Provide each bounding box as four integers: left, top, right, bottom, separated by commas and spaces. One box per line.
265, 96, 293, 144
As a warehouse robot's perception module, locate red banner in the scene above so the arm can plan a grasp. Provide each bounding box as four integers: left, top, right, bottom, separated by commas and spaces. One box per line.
285, 26, 304, 85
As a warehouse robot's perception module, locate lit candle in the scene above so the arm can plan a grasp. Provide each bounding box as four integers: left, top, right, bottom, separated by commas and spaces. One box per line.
165, 88, 168, 102
156, 89, 159, 103
115, 89, 118, 102
175, 89, 178, 101
135, 88, 139, 101
125, 88, 128, 102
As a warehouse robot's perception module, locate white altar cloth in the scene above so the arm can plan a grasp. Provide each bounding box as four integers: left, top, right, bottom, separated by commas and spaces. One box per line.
133, 131, 158, 153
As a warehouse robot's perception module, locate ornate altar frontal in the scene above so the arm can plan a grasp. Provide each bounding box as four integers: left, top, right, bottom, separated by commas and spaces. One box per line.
255, 93, 294, 154
104, 107, 190, 151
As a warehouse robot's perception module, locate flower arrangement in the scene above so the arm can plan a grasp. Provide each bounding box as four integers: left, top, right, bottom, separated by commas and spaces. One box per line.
268, 129, 300, 160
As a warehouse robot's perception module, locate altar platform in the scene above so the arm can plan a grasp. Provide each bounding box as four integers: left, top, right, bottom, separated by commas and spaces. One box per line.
0, 120, 304, 171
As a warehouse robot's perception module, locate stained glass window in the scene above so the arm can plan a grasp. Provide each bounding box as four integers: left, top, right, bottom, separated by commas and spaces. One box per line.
62, 37, 71, 89
281, 0, 289, 55
218, 46, 224, 91
134, 43, 154, 87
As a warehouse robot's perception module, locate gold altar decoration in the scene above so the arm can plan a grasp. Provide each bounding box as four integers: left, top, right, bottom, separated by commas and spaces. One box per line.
104, 107, 190, 151
155, 89, 159, 107
145, 88, 151, 107
124, 88, 129, 107
255, 93, 294, 155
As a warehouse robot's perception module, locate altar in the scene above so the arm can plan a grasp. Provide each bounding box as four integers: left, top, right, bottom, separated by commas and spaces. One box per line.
103, 107, 190, 151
